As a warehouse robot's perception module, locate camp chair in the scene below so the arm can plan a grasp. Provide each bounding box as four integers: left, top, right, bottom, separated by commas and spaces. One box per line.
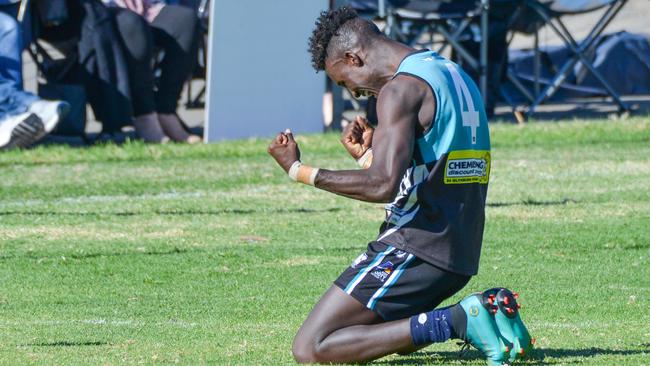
20, 0, 93, 139
518, 0, 631, 117
384, 0, 490, 102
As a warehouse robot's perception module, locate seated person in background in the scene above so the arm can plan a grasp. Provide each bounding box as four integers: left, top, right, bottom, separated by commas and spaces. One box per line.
102, 0, 201, 144
0, 6, 68, 149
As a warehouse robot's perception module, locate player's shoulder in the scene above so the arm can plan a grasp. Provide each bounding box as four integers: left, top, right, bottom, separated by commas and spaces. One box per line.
377, 73, 430, 111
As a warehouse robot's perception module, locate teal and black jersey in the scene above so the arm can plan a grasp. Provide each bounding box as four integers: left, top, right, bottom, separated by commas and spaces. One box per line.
377, 50, 491, 276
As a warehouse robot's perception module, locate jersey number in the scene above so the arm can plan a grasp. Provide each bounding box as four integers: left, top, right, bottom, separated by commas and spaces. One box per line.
445, 63, 479, 145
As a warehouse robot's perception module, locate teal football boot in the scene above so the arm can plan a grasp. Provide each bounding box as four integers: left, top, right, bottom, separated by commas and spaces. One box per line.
458, 293, 511, 366
485, 288, 535, 362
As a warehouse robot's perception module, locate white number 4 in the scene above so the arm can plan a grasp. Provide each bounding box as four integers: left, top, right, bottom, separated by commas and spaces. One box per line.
445, 63, 479, 145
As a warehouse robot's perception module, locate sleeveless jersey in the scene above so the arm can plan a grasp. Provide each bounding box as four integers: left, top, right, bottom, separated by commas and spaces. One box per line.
376, 50, 491, 276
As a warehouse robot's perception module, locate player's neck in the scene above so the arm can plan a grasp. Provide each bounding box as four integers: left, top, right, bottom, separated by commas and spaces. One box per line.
368, 40, 416, 85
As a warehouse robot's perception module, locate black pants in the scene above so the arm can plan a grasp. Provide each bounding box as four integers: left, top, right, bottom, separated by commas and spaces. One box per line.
111, 5, 199, 116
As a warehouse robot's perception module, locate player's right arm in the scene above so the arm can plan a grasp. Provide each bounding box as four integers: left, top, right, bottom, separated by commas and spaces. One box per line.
268, 75, 427, 203
314, 77, 417, 202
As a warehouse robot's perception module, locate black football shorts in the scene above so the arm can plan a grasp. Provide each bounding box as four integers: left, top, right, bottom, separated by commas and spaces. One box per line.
334, 241, 471, 321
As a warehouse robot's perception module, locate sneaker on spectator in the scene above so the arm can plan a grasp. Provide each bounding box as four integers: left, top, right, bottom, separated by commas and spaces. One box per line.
28, 100, 70, 134
0, 112, 45, 150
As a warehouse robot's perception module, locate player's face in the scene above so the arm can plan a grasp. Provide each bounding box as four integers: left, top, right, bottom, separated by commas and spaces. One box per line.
325, 57, 381, 100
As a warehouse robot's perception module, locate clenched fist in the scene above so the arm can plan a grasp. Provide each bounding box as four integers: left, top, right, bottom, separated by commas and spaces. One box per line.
268, 129, 301, 173
341, 116, 374, 160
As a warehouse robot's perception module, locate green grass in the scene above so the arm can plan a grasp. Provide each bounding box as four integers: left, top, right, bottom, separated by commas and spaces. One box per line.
1, 117, 649, 365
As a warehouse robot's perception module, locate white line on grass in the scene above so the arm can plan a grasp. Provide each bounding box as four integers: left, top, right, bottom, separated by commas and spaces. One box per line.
530, 321, 624, 329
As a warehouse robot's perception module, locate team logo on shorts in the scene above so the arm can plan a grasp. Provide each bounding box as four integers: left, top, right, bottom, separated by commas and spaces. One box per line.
469, 305, 480, 317
371, 261, 394, 282
395, 250, 407, 259
351, 253, 368, 269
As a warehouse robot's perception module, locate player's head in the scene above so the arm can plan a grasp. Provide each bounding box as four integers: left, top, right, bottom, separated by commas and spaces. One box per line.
308, 6, 387, 98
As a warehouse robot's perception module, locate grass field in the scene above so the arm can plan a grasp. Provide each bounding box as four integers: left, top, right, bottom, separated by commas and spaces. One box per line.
1, 117, 649, 365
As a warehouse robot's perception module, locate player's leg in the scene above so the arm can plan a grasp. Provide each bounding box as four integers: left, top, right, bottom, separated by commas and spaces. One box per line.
292, 285, 416, 363
292, 242, 471, 363
294, 241, 530, 365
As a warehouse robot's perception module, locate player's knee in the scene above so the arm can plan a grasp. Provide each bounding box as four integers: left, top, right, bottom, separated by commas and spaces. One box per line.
291, 339, 318, 364
292, 330, 328, 364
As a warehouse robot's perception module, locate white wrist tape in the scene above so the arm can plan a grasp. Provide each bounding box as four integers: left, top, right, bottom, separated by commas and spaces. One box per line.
357, 148, 373, 169
288, 161, 302, 181
287, 161, 319, 186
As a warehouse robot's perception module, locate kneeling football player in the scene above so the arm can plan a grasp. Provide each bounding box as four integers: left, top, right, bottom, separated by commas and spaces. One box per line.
268, 7, 533, 365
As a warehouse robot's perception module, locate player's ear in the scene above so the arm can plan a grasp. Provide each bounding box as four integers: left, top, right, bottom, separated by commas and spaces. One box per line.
344, 52, 364, 67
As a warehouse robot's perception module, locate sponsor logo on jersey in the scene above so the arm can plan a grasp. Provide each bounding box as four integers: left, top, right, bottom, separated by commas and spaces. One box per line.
444, 150, 491, 184
351, 253, 368, 269
371, 261, 395, 282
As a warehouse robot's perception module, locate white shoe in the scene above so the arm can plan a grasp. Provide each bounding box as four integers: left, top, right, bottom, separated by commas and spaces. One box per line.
0, 112, 45, 150
28, 100, 70, 134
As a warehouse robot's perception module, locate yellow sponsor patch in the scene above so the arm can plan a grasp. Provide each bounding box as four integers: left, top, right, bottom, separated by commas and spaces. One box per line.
444, 150, 490, 184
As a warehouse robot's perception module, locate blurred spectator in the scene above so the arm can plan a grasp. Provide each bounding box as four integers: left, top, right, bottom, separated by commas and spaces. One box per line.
103, 0, 201, 143
0, 4, 68, 149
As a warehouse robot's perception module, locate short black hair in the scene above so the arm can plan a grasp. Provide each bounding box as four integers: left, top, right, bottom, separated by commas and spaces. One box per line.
309, 6, 378, 71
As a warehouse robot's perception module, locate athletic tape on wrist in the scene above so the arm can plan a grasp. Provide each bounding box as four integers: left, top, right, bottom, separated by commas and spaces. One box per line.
357, 148, 373, 169
288, 161, 302, 181
287, 161, 319, 186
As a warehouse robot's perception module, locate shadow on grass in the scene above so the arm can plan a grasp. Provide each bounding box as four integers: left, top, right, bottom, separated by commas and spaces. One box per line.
0, 207, 341, 217
0, 247, 193, 261
68, 247, 191, 260
493, 97, 650, 123
488, 198, 578, 208
19, 341, 107, 347
0, 200, 579, 217
384, 347, 650, 365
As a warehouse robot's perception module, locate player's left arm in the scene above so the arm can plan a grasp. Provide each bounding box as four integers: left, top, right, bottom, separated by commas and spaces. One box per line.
268, 76, 423, 203
340, 115, 374, 167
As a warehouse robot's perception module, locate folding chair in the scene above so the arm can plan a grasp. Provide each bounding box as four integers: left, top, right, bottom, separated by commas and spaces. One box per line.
384, 0, 490, 102
519, 0, 631, 117
22, 0, 93, 138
